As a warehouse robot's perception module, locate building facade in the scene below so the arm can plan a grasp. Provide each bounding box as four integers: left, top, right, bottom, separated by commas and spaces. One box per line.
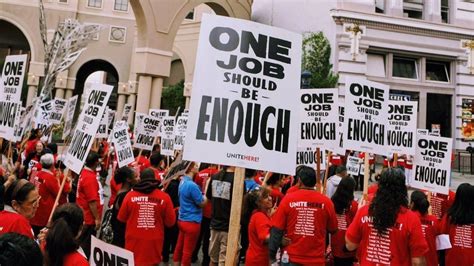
253, 0, 474, 150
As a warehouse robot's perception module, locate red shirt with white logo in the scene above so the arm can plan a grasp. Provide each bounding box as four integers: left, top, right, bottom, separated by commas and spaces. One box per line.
63, 251, 88, 266
430, 191, 455, 220
196, 168, 219, 218
331, 200, 358, 258
272, 189, 338, 265
77, 168, 102, 225
346, 206, 428, 266
440, 215, 474, 266
330, 155, 343, 166
0, 209, 34, 239
245, 211, 271, 266
415, 212, 440, 266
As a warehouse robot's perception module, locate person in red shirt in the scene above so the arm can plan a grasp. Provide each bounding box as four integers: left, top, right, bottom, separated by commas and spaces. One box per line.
410, 190, 441, 266
269, 166, 338, 265
118, 168, 176, 265
77, 152, 103, 259
330, 177, 358, 265
330, 154, 344, 167
430, 190, 456, 220
440, 183, 474, 266
149, 152, 166, 184
264, 173, 286, 206
132, 149, 151, 173
0, 179, 39, 239
0, 232, 43, 266
44, 203, 88, 266
345, 168, 428, 266
30, 154, 71, 236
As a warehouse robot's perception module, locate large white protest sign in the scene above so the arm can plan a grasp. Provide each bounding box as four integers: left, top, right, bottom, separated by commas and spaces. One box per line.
174, 116, 188, 151
133, 112, 145, 141
412, 134, 452, 195
387, 101, 418, 155
64, 84, 112, 174
161, 116, 175, 156
121, 103, 132, 122
0, 55, 28, 140
299, 89, 338, 150
96, 108, 109, 138
112, 121, 134, 168
34, 100, 53, 137
346, 156, 360, 176
90, 236, 134, 266
63, 95, 78, 139
134, 114, 160, 151
49, 98, 68, 124
343, 78, 389, 155
149, 109, 169, 136
184, 15, 302, 175
296, 146, 326, 170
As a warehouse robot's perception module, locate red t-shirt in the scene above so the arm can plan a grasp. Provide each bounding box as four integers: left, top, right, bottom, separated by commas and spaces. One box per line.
109, 177, 122, 208
270, 187, 284, 206
415, 212, 440, 266
330, 155, 343, 166
440, 216, 474, 266
31, 170, 70, 227
196, 168, 219, 218
25, 139, 39, 156
76, 168, 103, 225
286, 185, 299, 195
272, 189, 338, 265
117, 189, 176, 265
331, 200, 358, 258
346, 206, 428, 266
136, 155, 150, 173
405, 158, 413, 169
63, 251, 88, 266
358, 153, 375, 165
150, 167, 164, 183
245, 211, 271, 266
254, 172, 264, 185
0, 210, 34, 239
430, 191, 455, 220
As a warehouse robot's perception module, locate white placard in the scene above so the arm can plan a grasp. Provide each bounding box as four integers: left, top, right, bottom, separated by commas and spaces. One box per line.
183, 15, 302, 175
107, 109, 116, 127
387, 101, 418, 155
112, 121, 134, 168
121, 103, 132, 122
64, 84, 112, 174
149, 109, 169, 136
417, 129, 429, 135
34, 100, 53, 137
343, 78, 389, 155
63, 95, 78, 139
411, 134, 452, 195
346, 156, 360, 176
161, 116, 175, 156
133, 114, 160, 151
133, 112, 145, 141
90, 236, 134, 266
49, 98, 68, 124
295, 146, 326, 170
13, 106, 26, 141
96, 108, 109, 138
333, 99, 345, 155
299, 89, 338, 151
174, 116, 188, 151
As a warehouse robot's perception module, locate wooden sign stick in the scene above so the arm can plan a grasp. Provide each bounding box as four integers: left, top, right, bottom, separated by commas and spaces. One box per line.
363, 153, 370, 198
322, 151, 332, 195
316, 148, 321, 192
47, 168, 70, 224
427, 192, 433, 215
224, 167, 245, 266
393, 153, 398, 167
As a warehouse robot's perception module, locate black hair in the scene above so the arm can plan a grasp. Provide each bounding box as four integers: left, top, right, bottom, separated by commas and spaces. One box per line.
55, 160, 67, 171
327, 165, 337, 178
4, 180, 36, 206
199, 163, 211, 172
114, 166, 135, 185
245, 169, 256, 179
133, 149, 140, 157
85, 152, 100, 168
448, 183, 474, 225
410, 190, 429, 215
296, 166, 316, 188
46, 143, 58, 155
142, 150, 150, 157
140, 168, 155, 181
336, 165, 347, 174
266, 173, 285, 186
242, 187, 270, 225
369, 168, 408, 235
28, 129, 41, 141
0, 233, 43, 266
331, 177, 356, 214
45, 203, 84, 266
150, 152, 164, 167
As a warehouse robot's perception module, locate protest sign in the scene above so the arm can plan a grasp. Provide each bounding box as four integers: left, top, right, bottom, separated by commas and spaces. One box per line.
149, 109, 169, 136
296, 146, 326, 170
49, 98, 68, 124
13, 106, 26, 141
343, 78, 389, 154
64, 84, 112, 174
332, 99, 345, 155
161, 116, 175, 156
387, 101, 418, 155
299, 89, 338, 150
133, 112, 145, 141
184, 15, 302, 175
34, 100, 53, 137
346, 156, 360, 176
121, 103, 132, 122
112, 121, 134, 168
108, 109, 115, 127
0, 54, 28, 141
133, 114, 160, 151
411, 134, 452, 195
417, 129, 429, 135
174, 116, 188, 151
90, 236, 134, 266
96, 108, 109, 138
62, 95, 78, 139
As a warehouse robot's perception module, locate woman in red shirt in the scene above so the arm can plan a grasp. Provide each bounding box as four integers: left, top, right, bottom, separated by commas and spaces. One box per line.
345, 168, 428, 266
410, 190, 440, 266
243, 187, 274, 266
264, 173, 286, 206
330, 177, 358, 265
440, 183, 474, 266
44, 203, 88, 266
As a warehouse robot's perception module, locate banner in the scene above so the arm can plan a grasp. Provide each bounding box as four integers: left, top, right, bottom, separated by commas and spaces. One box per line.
184, 15, 302, 175
0, 54, 28, 141
161, 116, 175, 156
64, 84, 112, 174
412, 134, 452, 195
174, 116, 188, 151
90, 236, 134, 266
121, 103, 132, 122
346, 156, 360, 176
13, 106, 26, 141
49, 98, 68, 124
63, 95, 78, 139
96, 108, 109, 138
133, 114, 160, 151
295, 146, 326, 170
343, 78, 389, 155
387, 101, 418, 155
299, 89, 338, 150
112, 121, 134, 168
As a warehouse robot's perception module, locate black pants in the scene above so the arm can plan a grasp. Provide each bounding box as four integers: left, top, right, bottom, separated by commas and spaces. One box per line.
192, 217, 211, 266
79, 224, 96, 260
240, 222, 249, 263
162, 222, 179, 262
356, 174, 364, 191
334, 256, 355, 266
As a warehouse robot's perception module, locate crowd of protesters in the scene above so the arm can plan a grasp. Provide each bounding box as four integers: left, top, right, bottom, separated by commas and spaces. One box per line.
0, 130, 473, 266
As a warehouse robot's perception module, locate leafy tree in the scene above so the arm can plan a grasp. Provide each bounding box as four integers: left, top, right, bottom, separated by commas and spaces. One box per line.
161, 80, 186, 115
302, 32, 339, 88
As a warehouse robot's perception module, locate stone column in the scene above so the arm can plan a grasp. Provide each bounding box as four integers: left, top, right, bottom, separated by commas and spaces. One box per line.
183, 82, 192, 110
150, 77, 164, 109
127, 93, 136, 125
26, 85, 37, 106
136, 75, 152, 113
55, 88, 65, 99
64, 89, 73, 100
386, 0, 403, 17
116, 93, 126, 118
418, 90, 427, 129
